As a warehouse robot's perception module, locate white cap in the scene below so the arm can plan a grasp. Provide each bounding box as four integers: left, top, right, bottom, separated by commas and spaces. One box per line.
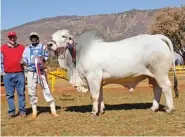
30, 32, 39, 37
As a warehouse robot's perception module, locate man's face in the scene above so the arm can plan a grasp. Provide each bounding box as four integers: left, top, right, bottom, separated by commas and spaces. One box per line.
8, 35, 17, 43
30, 35, 39, 44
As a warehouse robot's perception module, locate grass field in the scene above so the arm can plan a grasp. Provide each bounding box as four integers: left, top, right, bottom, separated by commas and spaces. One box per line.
1, 76, 185, 136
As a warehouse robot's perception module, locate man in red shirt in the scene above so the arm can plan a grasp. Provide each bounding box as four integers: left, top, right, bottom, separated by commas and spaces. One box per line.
1, 31, 26, 118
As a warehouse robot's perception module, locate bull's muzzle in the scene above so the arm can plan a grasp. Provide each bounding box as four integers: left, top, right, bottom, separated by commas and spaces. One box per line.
47, 43, 53, 48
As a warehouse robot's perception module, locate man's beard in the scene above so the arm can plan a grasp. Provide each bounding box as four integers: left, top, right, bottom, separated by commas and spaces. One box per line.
31, 41, 39, 46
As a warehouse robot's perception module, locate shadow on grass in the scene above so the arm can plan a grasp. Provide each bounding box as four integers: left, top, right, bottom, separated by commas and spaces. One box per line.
26, 106, 61, 116
64, 103, 166, 113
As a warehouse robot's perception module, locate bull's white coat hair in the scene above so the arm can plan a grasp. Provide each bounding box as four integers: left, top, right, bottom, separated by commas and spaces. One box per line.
49, 29, 178, 115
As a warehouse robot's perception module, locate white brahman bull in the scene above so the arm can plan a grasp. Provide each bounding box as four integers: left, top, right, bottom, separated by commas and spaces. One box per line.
47, 29, 179, 115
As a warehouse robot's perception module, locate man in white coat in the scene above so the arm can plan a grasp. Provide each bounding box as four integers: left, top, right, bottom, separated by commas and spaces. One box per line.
22, 32, 59, 119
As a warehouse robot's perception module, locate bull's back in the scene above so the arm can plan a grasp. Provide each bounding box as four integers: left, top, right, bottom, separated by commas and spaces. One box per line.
81, 34, 172, 78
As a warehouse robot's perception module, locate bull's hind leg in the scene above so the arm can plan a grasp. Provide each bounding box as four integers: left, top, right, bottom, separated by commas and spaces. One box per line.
155, 75, 174, 112
86, 72, 104, 116
150, 79, 162, 111
100, 86, 105, 114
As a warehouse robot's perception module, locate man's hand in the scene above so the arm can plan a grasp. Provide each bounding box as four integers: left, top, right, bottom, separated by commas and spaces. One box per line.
20, 59, 27, 66
39, 56, 45, 62
20, 59, 24, 64
1, 72, 6, 75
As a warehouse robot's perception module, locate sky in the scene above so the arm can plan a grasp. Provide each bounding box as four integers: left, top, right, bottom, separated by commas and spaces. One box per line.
1, 0, 185, 30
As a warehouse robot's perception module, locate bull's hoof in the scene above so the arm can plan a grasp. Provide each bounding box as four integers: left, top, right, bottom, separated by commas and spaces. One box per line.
31, 114, 37, 120
150, 106, 158, 112
100, 111, 105, 114
90, 111, 99, 116
100, 108, 105, 114
82, 89, 88, 93
51, 112, 59, 118
77, 86, 88, 93
77, 87, 81, 92
165, 109, 174, 114
165, 107, 175, 114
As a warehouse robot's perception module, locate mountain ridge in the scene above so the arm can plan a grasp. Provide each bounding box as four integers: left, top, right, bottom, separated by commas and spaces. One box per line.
1, 8, 163, 45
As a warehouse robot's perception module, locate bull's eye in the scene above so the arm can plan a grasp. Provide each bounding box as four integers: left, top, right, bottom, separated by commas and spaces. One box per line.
62, 36, 66, 38
51, 40, 56, 44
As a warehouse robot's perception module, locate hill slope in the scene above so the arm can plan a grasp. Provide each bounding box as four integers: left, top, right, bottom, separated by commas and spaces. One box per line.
1, 9, 160, 45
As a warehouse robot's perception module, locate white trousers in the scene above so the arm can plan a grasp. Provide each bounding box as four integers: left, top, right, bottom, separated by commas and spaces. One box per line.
27, 71, 54, 105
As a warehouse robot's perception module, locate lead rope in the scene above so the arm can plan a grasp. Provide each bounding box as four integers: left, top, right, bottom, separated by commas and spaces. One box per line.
73, 63, 76, 87
34, 56, 45, 89
70, 43, 76, 87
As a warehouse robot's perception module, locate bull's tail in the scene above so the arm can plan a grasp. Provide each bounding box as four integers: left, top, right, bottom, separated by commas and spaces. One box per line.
155, 34, 179, 98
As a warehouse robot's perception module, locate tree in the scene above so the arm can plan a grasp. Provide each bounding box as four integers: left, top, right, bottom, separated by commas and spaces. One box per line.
150, 6, 185, 51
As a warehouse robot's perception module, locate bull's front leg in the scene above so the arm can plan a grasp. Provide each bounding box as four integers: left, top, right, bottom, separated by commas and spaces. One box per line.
87, 72, 103, 116
74, 70, 89, 93
91, 91, 104, 115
